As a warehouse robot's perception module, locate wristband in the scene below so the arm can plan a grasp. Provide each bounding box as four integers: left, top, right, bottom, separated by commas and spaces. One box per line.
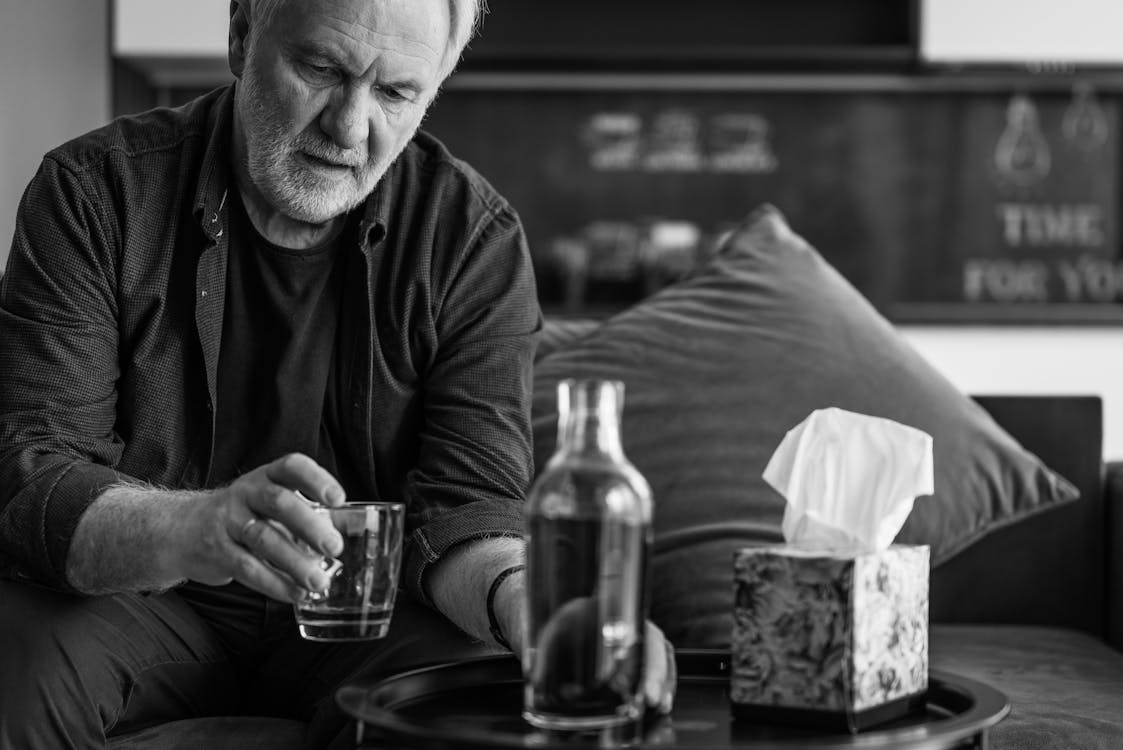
486, 564, 525, 651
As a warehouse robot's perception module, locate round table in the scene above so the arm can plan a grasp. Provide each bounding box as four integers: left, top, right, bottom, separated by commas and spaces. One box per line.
336, 649, 1009, 749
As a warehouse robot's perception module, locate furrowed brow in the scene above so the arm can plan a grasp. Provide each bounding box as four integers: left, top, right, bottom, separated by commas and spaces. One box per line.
290, 40, 344, 66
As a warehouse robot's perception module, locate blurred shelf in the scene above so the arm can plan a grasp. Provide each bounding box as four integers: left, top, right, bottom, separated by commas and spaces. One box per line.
116, 56, 1123, 96
455, 46, 918, 75
543, 302, 1123, 326
891, 303, 1123, 326
447, 69, 1123, 94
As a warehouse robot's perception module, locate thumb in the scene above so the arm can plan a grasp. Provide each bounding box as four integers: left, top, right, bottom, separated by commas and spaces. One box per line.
643, 621, 677, 714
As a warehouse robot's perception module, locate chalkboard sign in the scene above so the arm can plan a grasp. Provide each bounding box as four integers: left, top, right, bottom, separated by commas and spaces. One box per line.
422, 78, 1123, 323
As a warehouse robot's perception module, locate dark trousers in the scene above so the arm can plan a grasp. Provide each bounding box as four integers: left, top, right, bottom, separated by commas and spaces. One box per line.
0, 578, 495, 749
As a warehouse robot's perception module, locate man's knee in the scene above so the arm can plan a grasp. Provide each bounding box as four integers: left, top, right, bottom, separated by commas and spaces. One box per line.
0, 581, 105, 685
0, 579, 235, 746
0, 580, 133, 746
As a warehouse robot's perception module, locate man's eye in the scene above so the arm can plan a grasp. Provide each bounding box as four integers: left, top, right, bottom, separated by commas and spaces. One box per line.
379, 86, 408, 103
302, 63, 339, 82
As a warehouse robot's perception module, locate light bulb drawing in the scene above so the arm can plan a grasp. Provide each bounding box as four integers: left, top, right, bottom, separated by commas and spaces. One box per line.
1062, 82, 1109, 151
994, 94, 1051, 187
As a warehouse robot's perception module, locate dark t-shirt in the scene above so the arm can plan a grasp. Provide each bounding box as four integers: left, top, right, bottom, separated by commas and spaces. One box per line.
210, 190, 359, 490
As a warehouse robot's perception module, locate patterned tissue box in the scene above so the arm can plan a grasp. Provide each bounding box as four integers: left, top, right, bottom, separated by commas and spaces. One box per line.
730, 544, 930, 732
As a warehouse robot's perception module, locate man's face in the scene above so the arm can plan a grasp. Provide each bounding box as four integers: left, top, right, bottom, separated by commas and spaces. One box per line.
235, 0, 448, 224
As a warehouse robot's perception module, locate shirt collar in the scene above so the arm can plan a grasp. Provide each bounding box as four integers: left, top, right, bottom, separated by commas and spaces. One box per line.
191, 84, 235, 241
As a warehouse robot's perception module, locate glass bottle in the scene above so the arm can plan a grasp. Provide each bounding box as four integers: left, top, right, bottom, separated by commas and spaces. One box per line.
523, 378, 653, 730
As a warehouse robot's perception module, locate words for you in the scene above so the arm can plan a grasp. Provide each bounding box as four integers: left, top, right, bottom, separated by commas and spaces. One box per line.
964, 256, 1123, 303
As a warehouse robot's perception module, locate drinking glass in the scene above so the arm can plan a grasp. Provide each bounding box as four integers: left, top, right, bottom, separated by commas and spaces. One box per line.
293, 501, 405, 641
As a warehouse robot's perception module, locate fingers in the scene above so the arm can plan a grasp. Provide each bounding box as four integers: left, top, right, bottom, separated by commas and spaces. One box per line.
211, 454, 349, 603
239, 516, 335, 595
643, 621, 676, 715
264, 453, 346, 508
245, 484, 343, 556
244, 455, 344, 558
226, 542, 311, 603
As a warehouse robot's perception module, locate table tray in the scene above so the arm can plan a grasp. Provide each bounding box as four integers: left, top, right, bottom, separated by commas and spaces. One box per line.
336, 649, 1009, 749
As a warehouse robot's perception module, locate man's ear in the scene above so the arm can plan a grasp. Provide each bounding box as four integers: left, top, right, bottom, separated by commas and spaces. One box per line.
229, 0, 250, 79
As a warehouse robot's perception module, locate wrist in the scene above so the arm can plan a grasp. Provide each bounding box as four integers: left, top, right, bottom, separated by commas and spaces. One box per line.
67, 483, 194, 594
487, 564, 526, 651
155, 490, 201, 582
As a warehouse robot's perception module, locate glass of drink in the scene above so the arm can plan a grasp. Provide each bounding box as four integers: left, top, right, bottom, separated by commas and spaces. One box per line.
294, 501, 405, 641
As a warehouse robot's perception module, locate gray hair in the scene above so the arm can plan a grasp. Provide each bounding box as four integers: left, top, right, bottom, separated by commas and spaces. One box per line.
248, 0, 484, 78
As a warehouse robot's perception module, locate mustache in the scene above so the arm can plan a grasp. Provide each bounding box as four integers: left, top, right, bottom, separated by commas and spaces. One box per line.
293, 136, 367, 168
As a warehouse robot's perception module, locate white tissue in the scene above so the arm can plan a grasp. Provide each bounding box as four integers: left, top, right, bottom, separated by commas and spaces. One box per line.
763, 408, 934, 553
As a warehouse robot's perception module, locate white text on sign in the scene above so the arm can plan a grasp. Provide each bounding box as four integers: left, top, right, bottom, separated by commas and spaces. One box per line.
964, 257, 1123, 303
996, 203, 1105, 248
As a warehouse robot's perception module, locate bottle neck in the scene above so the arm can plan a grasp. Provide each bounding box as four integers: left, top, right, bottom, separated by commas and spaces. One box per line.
556, 379, 625, 458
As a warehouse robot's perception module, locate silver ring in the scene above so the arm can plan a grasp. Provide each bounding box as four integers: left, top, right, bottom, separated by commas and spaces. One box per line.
240, 517, 260, 545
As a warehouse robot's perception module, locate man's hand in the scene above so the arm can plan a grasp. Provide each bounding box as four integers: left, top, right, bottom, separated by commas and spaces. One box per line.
170, 453, 347, 602
641, 621, 677, 715
424, 540, 677, 715
67, 452, 349, 598
497, 578, 677, 716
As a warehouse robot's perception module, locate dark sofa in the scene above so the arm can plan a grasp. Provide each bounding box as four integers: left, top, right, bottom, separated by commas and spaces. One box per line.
105, 206, 1123, 749
928, 396, 1123, 749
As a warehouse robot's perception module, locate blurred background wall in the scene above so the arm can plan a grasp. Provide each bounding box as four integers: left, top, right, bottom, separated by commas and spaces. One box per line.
0, 0, 109, 269
1, 0, 1121, 458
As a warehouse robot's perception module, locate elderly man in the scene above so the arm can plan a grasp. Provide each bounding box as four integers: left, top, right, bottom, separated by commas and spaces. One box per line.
0, 0, 672, 747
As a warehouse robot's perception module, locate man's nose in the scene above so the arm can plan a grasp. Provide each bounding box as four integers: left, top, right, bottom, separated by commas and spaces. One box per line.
319, 87, 369, 152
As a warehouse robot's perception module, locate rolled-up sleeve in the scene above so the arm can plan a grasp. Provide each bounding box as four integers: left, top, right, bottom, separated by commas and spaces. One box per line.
401, 206, 541, 605
0, 157, 127, 590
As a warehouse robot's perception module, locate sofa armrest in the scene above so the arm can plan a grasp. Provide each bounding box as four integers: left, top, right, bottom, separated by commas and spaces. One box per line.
932, 397, 1104, 633
1108, 461, 1123, 652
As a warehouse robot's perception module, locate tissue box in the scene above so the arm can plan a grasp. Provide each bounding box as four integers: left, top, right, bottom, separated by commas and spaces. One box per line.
730, 544, 929, 732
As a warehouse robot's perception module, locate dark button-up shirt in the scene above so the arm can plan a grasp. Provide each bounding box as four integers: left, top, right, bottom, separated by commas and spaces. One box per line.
0, 85, 540, 603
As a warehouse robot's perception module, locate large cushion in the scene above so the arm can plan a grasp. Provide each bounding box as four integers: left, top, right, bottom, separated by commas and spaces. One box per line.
531, 204, 1078, 648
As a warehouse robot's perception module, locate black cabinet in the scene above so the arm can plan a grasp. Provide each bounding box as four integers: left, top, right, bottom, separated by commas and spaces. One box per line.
461, 0, 918, 72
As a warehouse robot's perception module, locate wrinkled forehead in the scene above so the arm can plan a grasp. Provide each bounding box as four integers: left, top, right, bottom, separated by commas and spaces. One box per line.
265, 0, 450, 71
